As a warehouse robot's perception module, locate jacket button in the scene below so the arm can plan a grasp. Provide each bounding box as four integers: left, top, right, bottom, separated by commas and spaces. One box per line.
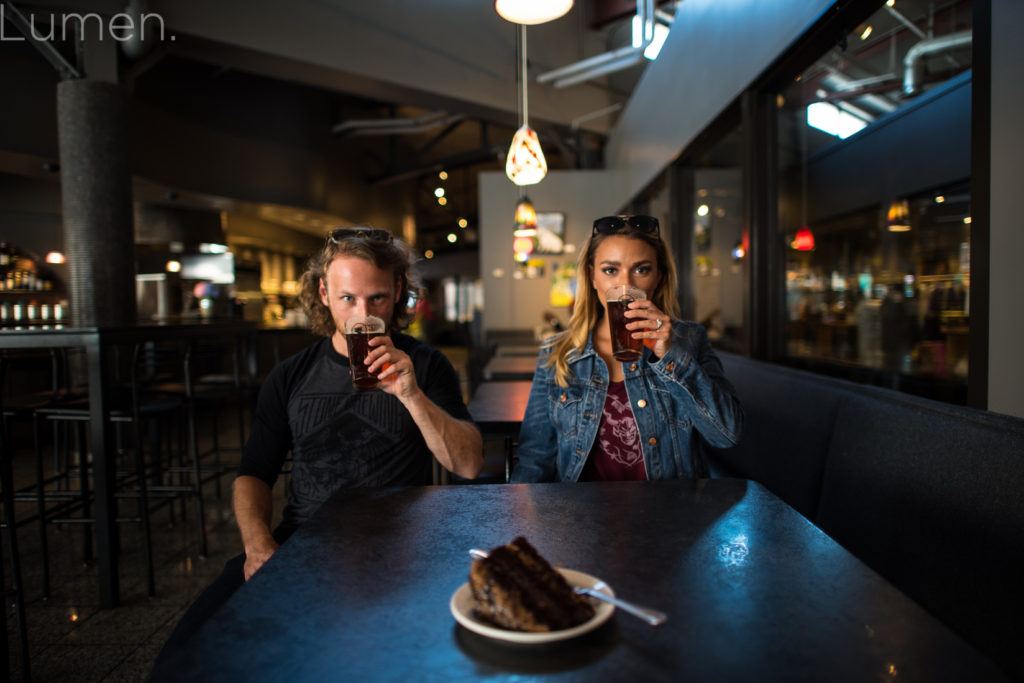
666, 362, 675, 372
637, 399, 647, 408
648, 437, 657, 445
629, 363, 638, 371
560, 393, 567, 403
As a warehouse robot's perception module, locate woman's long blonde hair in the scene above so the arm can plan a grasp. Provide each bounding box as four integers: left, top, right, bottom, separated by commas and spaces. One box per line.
545, 225, 680, 387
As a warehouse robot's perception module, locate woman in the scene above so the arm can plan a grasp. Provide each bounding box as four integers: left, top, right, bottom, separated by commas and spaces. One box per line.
510, 215, 742, 482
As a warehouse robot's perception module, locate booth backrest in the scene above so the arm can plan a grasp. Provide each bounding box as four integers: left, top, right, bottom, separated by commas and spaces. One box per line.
817, 391, 1024, 679
710, 350, 1024, 680
708, 352, 845, 520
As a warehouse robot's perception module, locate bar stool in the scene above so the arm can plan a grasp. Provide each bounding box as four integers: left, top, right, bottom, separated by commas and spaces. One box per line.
34, 340, 195, 597
0, 348, 73, 682
147, 336, 251, 556
183, 338, 250, 500
2, 348, 82, 603
2, 418, 32, 683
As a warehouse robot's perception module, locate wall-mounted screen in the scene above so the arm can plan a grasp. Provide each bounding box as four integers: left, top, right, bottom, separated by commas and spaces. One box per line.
180, 253, 235, 283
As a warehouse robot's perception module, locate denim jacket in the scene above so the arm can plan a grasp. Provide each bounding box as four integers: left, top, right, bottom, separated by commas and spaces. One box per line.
511, 321, 743, 482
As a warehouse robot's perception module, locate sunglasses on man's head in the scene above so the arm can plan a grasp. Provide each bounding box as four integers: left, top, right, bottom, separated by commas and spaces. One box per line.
592, 215, 660, 236
327, 227, 393, 244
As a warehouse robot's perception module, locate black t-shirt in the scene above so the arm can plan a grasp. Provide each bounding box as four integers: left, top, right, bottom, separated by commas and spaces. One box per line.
238, 333, 471, 533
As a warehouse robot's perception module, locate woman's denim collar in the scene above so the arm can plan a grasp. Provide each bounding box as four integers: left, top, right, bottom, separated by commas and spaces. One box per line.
565, 333, 597, 365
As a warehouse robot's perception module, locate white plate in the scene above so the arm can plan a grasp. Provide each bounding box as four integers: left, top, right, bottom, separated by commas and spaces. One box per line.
449, 568, 616, 644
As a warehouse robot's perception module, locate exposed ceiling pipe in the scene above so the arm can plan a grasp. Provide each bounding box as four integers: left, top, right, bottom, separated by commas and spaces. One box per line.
654, 7, 676, 25
820, 66, 897, 115
348, 114, 465, 137
537, 0, 655, 89
903, 30, 972, 96
554, 52, 647, 89
834, 99, 877, 124
571, 103, 623, 130
331, 110, 456, 136
538, 43, 644, 85
885, 4, 927, 40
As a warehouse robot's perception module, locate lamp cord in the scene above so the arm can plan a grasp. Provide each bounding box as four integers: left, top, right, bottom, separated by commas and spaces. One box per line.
520, 24, 528, 127
800, 78, 808, 227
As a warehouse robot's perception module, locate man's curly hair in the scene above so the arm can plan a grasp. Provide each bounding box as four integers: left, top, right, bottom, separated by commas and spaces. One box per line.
298, 230, 420, 337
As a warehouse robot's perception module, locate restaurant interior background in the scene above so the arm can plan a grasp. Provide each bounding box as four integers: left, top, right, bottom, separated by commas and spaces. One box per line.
1, 0, 1021, 418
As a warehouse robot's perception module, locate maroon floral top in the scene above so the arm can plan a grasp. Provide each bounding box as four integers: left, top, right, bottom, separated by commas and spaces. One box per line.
579, 380, 648, 481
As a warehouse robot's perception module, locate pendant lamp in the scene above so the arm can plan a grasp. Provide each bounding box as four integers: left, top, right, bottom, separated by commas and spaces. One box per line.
793, 226, 816, 251
505, 25, 547, 186
513, 195, 537, 263
495, 0, 573, 25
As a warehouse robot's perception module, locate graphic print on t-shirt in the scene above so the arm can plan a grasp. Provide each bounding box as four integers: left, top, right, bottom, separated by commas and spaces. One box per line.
284, 353, 425, 519
580, 380, 647, 481
293, 391, 408, 486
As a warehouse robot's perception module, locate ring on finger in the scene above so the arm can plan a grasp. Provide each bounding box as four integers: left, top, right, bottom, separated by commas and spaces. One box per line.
655, 318, 664, 330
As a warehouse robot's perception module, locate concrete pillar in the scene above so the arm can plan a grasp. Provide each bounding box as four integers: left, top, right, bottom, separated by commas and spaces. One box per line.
56, 79, 137, 327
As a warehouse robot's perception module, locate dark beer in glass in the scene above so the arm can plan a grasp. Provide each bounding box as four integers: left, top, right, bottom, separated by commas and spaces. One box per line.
606, 286, 646, 362
344, 315, 386, 390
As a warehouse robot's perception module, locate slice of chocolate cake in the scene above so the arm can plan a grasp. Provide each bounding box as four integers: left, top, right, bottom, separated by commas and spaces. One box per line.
468, 536, 595, 632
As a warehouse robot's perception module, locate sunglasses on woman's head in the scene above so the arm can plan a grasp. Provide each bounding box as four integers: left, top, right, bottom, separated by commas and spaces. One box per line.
592, 215, 660, 236
327, 227, 393, 244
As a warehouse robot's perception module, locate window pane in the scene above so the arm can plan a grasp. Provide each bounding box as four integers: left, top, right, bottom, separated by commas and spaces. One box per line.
776, 1, 972, 404
690, 127, 746, 353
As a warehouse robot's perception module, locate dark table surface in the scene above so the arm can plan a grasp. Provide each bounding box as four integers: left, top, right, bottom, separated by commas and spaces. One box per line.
482, 355, 537, 381
494, 344, 542, 357
150, 479, 1005, 682
467, 380, 532, 432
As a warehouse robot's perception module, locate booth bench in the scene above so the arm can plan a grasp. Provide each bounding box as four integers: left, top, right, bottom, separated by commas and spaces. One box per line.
708, 351, 1024, 681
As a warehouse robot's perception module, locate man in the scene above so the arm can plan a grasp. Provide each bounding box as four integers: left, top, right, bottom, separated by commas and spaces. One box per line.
155, 227, 482, 664
237, 227, 482, 577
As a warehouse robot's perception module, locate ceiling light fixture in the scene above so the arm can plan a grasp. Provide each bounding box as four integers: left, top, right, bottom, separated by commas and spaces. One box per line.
495, 0, 572, 25
505, 24, 547, 186
513, 195, 538, 263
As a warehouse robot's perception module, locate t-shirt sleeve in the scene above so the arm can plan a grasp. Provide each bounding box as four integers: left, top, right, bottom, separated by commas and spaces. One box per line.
237, 357, 295, 487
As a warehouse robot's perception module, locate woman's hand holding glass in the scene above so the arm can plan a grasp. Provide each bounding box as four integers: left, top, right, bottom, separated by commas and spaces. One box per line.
625, 299, 672, 358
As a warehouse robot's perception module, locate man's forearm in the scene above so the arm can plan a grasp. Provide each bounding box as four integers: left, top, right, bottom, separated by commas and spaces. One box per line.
401, 390, 483, 479
232, 475, 276, 554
